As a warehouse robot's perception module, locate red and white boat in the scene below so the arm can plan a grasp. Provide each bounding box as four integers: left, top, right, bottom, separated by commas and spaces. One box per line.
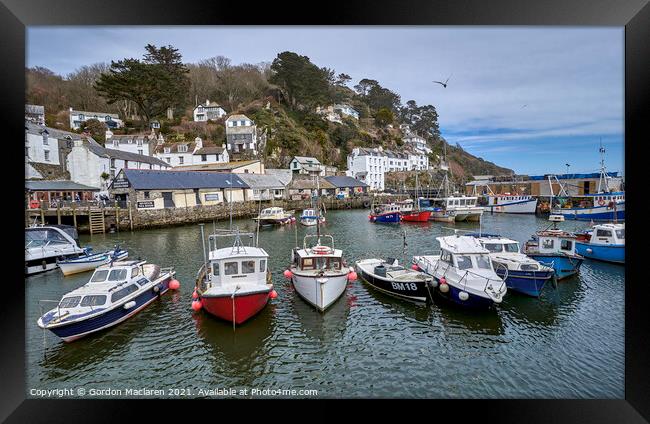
398, 199, 432, 222
194, 228, 273, 326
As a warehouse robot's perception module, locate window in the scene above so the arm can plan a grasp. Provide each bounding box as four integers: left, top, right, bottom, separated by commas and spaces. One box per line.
44, 150, 50, 161
25, 147, 29, 157
124, 160, 129, 169
90, 270, 109, 282
111, 284, 139, 303
80, 295, 107, 307
138, 149, 143, 155
504, 243, 519, 253
329, 258, 341, 270
42, 134, 48, 145
456, 255, 473, 270
302, 258, 314, 270
242, 260, 255, 274
179, 157, 184, 165
137, 139, 143, 146
560, 239, 573, 251
615, 229, 625, 239
131, 267, 140, 278
441, 251, 452, 263
596, 229, 612, 238
484, 244, 503, 253
520, 264, 539, 271
224, 262, 239, 275
201, 154, 207, 162
59, 296, 81, 308
107, 268, 128, 281
106, 115, 112, 121
476, 255, 491, 269
78, 114, 85, 120
110, 158, 116, 168
178, 145, 188, 153
542, 239, 554, 249
212, 262, 220, 276
166, 158, 171, 163
164, 148, 171, 154
259, 259, 266, 273
144, 191, 150, 199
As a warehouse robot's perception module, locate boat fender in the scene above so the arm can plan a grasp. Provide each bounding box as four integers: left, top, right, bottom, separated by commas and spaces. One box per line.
123, 301, 136, 310
439, 281, 449, 293
586, 248, 593, 254
191, 300, 202, 311
192, 290, 199, 299
283, 269, 293, 279
269, 289, 278, 299
169, 279, 180, 290
411, 264, 420, 271
458, 291, 469, 301
347, 271, 358, 282
153, 285, 160, 294
429, 279, 439, 288
439, 277, 447, 285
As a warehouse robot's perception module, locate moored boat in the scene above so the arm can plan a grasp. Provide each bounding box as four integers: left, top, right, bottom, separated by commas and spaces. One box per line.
574, 223, 624, 264
37, 260, 178, 342
356, 258, 434, 303
300, 208, 325, 226
484, 194, 538, 214
398, 199, 432, 222
369, 203, 401, 223
523, 215, 584, 279
413, 235, 507, 308
25, 225, 86, 276
194, 229, 274, 325
253, 207, 296, 226
471, 234, 555, 297
58, 246, 129, 276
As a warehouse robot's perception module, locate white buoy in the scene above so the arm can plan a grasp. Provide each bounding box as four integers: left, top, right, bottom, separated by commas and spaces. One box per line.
439, 283, 449, 293
459, 291, 469, 301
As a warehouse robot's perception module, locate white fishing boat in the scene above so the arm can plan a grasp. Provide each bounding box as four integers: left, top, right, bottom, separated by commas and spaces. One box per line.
484, 194, 538, 214
25, 225, 85, 276
37, 260, 179, 342
300, 208, 325, 226
58, 246, 129, 276
439, 195, 484, 222
413, 235, 507, 308
286, 234, 353, 311
253, 207, 295, 226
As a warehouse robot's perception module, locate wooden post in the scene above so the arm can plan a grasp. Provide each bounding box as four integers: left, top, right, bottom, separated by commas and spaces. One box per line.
72, 203, 77, 229
40, 201, 45, 225
56, 202, 61, 225
129, 203, 133, 231
115, 201, 120, 232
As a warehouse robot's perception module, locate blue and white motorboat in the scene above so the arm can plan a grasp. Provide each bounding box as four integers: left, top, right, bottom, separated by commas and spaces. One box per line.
413, 235, 507, 308
575, 223, 625, 264
58, 246, 129, 276
523, 215, 584, 280
369, 203, 401, 223
484, 194, 538, 214
300, 208, 325, 227
471, 234, 555, 297
37, 260, 178, 342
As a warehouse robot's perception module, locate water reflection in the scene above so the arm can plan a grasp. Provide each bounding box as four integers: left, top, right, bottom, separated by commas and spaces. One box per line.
290, 291, 350, 343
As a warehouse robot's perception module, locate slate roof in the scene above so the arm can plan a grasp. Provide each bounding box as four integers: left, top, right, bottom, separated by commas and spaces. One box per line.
265, 169, 293, 186
153, 142, 196, 154
238, 173, 286, 189
194, 146, 225, 155
289, 177, 335, 190
292, 156, 321, 165
117, 169, 249, 190
25, 122, 83, 139
25, 180, 100, 192
172, 160, 260, 172
85, 141, 170, 167
71, 109, 120, 119
324, 176, 369, 188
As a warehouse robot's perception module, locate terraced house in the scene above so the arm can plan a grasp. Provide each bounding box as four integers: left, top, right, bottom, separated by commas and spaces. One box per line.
152, 137, 229, 167
225, 114, 260, 156
69, 107, 123, 130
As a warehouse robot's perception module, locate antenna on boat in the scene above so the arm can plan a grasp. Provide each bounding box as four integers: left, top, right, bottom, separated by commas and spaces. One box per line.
199, 223, 208, 278
256, 198, 262, 247
229, 172, 234, 230
597, 140, 610, 193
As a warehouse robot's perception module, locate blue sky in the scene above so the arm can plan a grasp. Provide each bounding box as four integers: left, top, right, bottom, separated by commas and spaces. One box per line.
27, 26, 624, 175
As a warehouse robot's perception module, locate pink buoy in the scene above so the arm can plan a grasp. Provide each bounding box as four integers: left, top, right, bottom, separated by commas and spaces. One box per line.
191, 300, 202, 311
347, 271, 358, 281
411, 264, 420, 271
269, 289, 278, 299
283, 269, 293, 279
439, 277, 447, 285
169, 279, 180, 290
192, 290, 199, 299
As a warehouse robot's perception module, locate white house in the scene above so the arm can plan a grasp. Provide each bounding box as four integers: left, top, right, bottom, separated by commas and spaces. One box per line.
289, 156, 324, 176
333, 104, 359, 120
225, 114, 259, 155
403, 133, 431, 154
193, 100, 227, 122
347, 147, 388, 191
25, 123, 69, 179
25, 104, 45, 126
66, 138, 171, 191
408, 152, 430, 170
105, 129, 159, 156
153, 137, 229, 168
69, 108, 124, 130
315, 106, 343, 124
385, 151, 410, 172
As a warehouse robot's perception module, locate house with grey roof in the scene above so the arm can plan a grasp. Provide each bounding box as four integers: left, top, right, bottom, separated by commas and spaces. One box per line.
105, 129, 159, 156
152, 136, 229, 167
324, 176, 369, 197
289, 156, 324, 176
238, 173, 287, 200
69, 107, 123, 130
25, 122, 80, 180
225, 114, 259, 156
193, 100, 227, 122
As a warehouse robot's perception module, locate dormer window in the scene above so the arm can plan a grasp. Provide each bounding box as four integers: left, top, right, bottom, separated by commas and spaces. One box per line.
106, 116, 112, 121
78, 114, 85, 120
163, 147, 171, 154
178, 145, 188, 153
137, 139, 143, 146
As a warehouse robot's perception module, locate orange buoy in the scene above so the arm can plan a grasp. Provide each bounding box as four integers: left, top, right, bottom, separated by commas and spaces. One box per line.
269, 290, 278, 299
191, 300, 202, 311
169, 279, 180, 290
192, 290, 199, 299
347, 271, 358, 281
411, 264, 420, 271
283, 269, 293, 279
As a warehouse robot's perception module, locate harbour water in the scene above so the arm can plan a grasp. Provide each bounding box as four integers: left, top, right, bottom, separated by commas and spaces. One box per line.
26, 210, 624, 398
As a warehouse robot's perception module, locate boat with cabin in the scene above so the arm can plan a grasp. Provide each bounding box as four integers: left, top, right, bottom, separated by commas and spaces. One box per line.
253, 207, 296, 226
37, 259, 178, 342
25, 225, 86, 276
369, 202, 401, 223
418, 198, 455, 222
355, 258, 434, 303
413, 235, 507, 308
300, 208, 325, 226
470, 234, 555, 297
574, 223, 624, 264
485, 194, 538, 214
523, 215, 584, 279
58, 246, 129, 276
398, 199, 432, 222
195, 228, 274, 325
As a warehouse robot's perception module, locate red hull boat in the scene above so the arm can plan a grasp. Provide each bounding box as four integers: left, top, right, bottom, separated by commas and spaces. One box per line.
201, 289, 271, 325
400, 210, 432, 222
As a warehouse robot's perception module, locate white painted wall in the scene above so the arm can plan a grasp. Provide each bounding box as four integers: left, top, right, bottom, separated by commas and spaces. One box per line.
25, 132, 60, 166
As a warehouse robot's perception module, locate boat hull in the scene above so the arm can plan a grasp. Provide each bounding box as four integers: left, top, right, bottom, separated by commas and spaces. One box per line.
201, 289, 271, 325
356, 265, 432, 303
58, 250, 128, 276
369, 212, 401, 223
574, 242, 624, 264
25, 251, 84, 276
552, 203, 624, 221
453, 211, 483, 222
44, 275, 172, 342
486, 198, 538, 214
527, 254, 583, 280
431, 276, 496, 308
495, 269, 553, 297
401, 210, 432, 222
291, 273, 348, 311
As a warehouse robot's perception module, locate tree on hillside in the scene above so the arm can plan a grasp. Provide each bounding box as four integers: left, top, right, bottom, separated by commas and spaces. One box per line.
26, 67, 68, 115
94, 44, 190, 126
400, 100, 441, 139
375, 108, 394, 127
354, 78, 401, 113
269, 51, 331, 109
80, 119, 108, 144
335, 73, 352, 87
353, 78, 378, 96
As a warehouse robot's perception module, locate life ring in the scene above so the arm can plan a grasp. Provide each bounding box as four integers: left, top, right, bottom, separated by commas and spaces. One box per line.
607, 201, 615, 209
312, 246, 331, 255
598, 199, 605, 206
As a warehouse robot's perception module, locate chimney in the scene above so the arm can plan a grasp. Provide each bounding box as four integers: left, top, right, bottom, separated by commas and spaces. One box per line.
195, 137, 203, 150
157, 134, 164, 145
105, 129, 113, 140
206, 99, 210, 106
221, 143, 226, 150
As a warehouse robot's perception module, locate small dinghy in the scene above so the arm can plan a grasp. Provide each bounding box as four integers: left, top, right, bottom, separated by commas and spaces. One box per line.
37, 260, 178, 342
58, 246, 129, 276
356, 258, 434, 303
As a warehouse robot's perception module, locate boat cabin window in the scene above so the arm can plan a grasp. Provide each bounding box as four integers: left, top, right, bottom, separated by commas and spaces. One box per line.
520, 264, 539, 271
301, 258, 314, 270
542, 239, 554, 249
259, 259, 266, 272
108, 268, 128, 281
242, 260, 256, 274
476, 255, 491, 270
459, 199, 466, 206
484, 243, 503, 253
59, 296, 81, 308
90, 269, 110, 282
224, 262, 239, 275
111, 284, 138, 303
615, 229, 624, 239
80, 295, 107, 307
212, 263, 220, 276
329, 258, 341, 270
131, 267, 140, 278
560, 240, 573, 251
456, 255, 473, 270
504, 243, 519, 253
596, 229, 612, 238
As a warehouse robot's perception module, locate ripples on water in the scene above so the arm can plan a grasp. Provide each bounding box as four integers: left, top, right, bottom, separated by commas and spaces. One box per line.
26, 210, 624, 398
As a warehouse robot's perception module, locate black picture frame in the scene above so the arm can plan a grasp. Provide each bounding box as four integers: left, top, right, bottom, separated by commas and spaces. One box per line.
2, 0, 648, 421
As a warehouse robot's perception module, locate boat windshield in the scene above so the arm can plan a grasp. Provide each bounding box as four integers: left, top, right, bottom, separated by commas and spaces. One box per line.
25, 229, 69, 247
59, 296, 81, 308
90, 269, 110, 282
476, 255, 492, 270
483, 243, 503, 253
107, 269, 128, 281
504, 243, 519, 253
456, 255, 473, 270
615, 229, 625, 239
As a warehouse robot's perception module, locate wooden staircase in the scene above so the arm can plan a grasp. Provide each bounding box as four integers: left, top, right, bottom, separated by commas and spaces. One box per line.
89, 208, 106, 235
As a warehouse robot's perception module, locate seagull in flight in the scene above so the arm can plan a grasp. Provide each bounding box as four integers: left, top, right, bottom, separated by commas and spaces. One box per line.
433, 75, 452, 88
521, 104, 528, 109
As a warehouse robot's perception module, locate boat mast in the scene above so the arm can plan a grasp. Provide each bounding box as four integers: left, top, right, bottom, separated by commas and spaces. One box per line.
597, 140, 610, 193
316, 174, 321, 240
